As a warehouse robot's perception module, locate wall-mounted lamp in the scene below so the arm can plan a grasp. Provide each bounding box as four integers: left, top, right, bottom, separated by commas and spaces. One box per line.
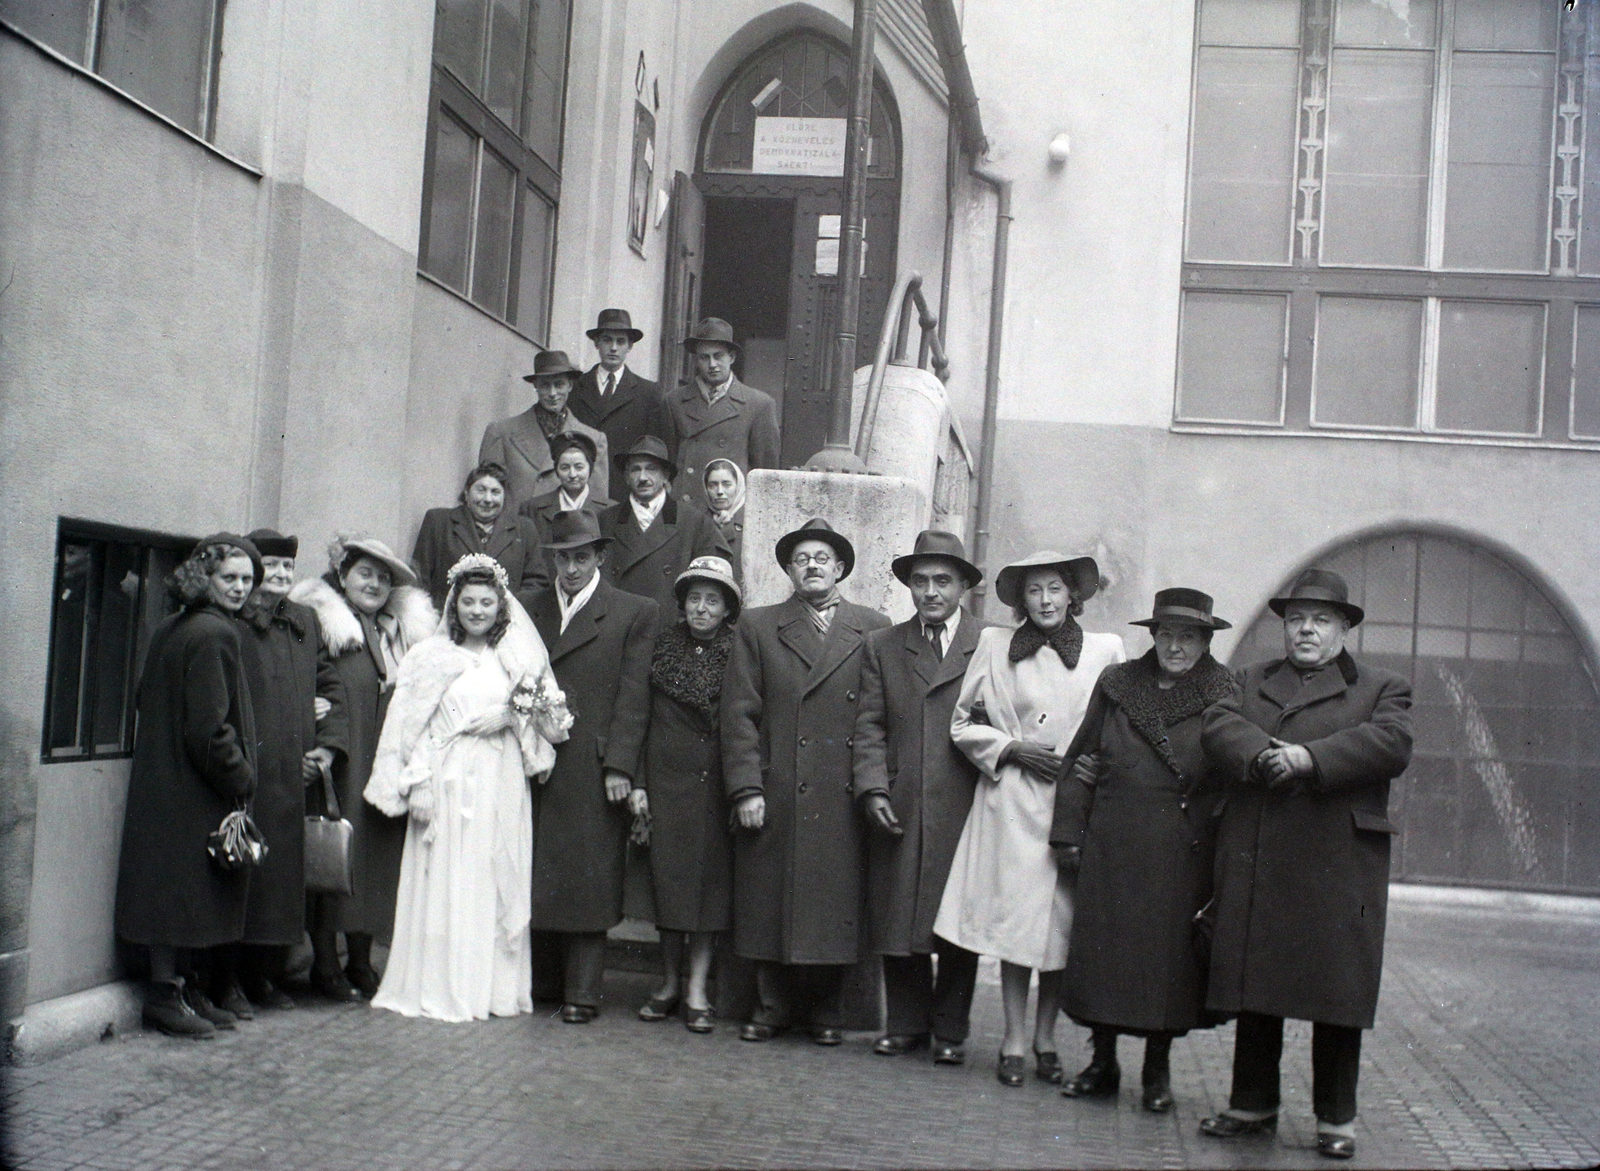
1048, 132, 1072, 167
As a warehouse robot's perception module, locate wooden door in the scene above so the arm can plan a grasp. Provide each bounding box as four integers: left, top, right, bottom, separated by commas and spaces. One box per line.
659, 170, 705, 389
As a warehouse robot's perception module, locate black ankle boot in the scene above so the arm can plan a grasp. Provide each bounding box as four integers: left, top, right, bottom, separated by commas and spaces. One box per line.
1062, 1028, 1121, 1098
1141, 1034, 1173, 1112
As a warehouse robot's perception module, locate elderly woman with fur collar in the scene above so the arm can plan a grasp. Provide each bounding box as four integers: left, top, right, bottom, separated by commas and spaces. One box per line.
290, 536, 435, 1001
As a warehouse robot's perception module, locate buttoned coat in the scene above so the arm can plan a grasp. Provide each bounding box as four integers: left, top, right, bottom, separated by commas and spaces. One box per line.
598, 496, 730, 618
569, 365, 673, 466
722, 595, 892, 965
664, 377, 780, 507
478, 408, 610, 510
1201, 650, 1413, 1029
411, 504, 546, 611
851, 611, 987, 956
527, 578, 658, 932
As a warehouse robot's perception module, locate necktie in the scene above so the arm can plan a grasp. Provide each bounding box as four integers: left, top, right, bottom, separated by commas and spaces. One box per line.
926, 622, 945, 660
603, 372, 615, 397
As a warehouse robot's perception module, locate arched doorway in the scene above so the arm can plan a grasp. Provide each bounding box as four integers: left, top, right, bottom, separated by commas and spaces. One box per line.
1231, 532, 1600, 894
665, 30, 902, 469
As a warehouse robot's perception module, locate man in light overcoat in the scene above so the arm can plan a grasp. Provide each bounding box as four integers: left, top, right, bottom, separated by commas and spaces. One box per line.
1198, 568, 1413, 1161
665, 318, 780, 508
722, 518, 891, 1045
852, 530, 987, 1065
479, 350, 611, 510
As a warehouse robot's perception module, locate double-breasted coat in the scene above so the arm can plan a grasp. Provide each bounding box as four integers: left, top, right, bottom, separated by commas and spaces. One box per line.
722, 595, 892, 965
411, 504, 546, 611
1200, 650, 1414, 1029
664, 378, 780, 507
235, 594, 350, 945
527, 578, 658, 933
851, 612, 986, 957
1052, 651, 1236, 1035
569, 365, 673, 467
478, 408, 611, 509
115, 604, 258, 949
597, 496, 729, 618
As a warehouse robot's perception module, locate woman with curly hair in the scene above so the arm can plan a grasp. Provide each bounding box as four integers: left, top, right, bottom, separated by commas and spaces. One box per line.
115, 534, 263, 1038
365, 555, 570, 1021
411, 462, 546, 610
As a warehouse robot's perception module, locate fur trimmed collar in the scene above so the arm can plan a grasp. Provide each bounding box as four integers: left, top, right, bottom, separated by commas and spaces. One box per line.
1101, 650, 1235, 776
650, 622, 734, 721
288, 577, 437, 659
1009, 616, 1084, 669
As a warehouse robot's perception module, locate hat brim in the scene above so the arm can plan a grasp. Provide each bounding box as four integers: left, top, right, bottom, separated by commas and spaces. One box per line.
674, 571, 742, 619
523, 366, 582, 383
541, 534, 613, 552
587, 327, 644, 343
891, 552, 983, 587
993, 556, 1099, 609
1130, 613, 1232, 631
1268, 597, 1364, 626
682, 337, 741, 354
339, 542, 418, 588
775, 528, 855, 582
613, 452, 678, 481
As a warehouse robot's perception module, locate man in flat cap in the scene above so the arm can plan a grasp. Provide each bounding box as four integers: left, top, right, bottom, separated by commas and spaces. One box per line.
1198, 568, 1413, 1161
569, 309, 674, 466
479, 350, 611, 510
665, 318, 780, 509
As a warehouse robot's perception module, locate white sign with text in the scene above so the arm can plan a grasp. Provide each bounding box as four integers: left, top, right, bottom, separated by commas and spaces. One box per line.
752, 117, 846, 176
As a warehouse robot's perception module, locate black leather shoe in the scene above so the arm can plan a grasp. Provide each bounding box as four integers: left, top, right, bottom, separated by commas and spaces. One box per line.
1062, 1058, 1120, 1098
311, 969, 364, 1004
1317, 1134, 1355, 1159
345, 963, 381, 999
1142, 1082, 1175, 1113
873, 1033, 927, 1056
740, 1022, 782, 1042
812, 1027, 844, 1046
216, 981, 255, 1021
242, 977, 296, 1011
560, 1003, 597, 1024
932, 1040, 966, 1065
684, 1006, 716, 1034
1034, 1049, 1064, 1084
638, 994, 679, 1022
142, 982, 214, 1039
182, 984, 237, 1030
996, 1054, 1026, 1087
1199, 1113, 1278, 1138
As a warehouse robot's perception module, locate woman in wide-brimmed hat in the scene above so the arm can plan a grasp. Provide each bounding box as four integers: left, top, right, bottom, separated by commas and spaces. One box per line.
935, 550, 1126, 1088
1052, 588, 1238, 1113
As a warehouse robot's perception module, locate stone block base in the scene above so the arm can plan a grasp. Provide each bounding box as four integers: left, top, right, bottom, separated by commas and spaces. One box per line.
6, 981, 142, 1065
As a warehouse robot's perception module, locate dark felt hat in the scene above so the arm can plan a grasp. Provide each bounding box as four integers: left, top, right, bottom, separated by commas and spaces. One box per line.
586, 308, 643, 343
775, 517, 855, 582
522, 350, 582, 383
247, 528, 299, 559
194, 532, 264, 586
891, 530, 982, 587
993, 550, 1100, 610
682, 317, 740, 354
674, 555, 742, 620
548, 431, 598, 466
612, 434, 678, 480
540, 509, 612, 551
1130, 587, 1231, 631
1268, 568, 1364, 626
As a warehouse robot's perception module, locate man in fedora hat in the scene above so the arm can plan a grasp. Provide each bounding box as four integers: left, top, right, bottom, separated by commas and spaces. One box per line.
1198, 568, 1413, 1160
665, 317, 780, 508
569, 309, 674, 467
852, 531, 990, 1065
598, 435, 729, 616
722, 518, 891, 1045
522, 510, 658, 1022
479, 349, 611, 510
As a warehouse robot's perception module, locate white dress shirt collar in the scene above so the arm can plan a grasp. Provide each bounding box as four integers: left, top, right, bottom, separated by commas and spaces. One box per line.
922, 607, 961, 653
557, 570, 601, 634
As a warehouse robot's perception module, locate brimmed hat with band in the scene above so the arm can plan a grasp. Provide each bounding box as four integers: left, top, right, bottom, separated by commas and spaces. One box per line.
522, 350, 583, 383
682, 317, 741, 354
586, 308, 644, 343
613, 435, 678, 481
1268, 567, 1365, 627
891, 530, 982, 587
540, 509, 612, 551
993, 550, 1100, 610
1129, 587, 1232, 631
775, 517, 855, 581
247, 528, 299, 559
674, 555, 742, 619
332, 535, 418, 588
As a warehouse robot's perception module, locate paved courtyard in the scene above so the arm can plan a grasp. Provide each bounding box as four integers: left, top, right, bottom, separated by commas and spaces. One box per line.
4, 887, 1597, 1171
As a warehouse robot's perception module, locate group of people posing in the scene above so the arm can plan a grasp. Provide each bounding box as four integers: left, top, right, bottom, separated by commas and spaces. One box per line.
113, 309, 1413, 1163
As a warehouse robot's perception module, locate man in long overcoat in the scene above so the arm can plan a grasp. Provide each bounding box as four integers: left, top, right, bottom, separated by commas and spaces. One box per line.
525, 509, 657, 1021
851, 531, 987, 1065
722, 518, 891, 1044
599, 435, 729, 615
1198, 569, 1413, 1161
479, 350, 611, 509
665, 318, 780, 508
569, 308, 673, 463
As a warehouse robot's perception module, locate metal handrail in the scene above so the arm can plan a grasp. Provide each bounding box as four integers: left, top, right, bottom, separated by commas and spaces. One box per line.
854, 271, 951, 460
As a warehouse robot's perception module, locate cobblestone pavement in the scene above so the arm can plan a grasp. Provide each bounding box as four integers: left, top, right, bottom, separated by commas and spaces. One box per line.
4, 889, 1597, 1171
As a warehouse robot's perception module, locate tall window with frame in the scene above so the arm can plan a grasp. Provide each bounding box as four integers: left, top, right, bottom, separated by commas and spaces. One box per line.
1178, 0, 1600, 445
419, 0, 572, 342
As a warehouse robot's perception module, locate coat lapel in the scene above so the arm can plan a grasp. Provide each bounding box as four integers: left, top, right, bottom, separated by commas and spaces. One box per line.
672, 381, 744, 439
484, 508, 519, 559
505, 409, 553, 477
929, 610, 980, 693
900, 620, 937, 686
804, 601, 868, 697
448, 507, 480, 555
1258, 657, 1350, 722
776, 597, 819, 671
549, 579, 608, 663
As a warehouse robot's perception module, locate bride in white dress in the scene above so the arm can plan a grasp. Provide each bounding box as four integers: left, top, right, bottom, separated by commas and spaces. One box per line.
365, 554, 571, 1021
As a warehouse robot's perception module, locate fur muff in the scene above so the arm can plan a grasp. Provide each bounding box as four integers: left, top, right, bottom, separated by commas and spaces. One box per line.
289, 577, 437, 659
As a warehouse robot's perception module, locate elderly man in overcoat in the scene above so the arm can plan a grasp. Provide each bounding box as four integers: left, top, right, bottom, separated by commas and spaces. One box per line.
1198, 569, 1413, 1161
852, 531, 987, 1065
598, 436, 729, 616
479, 350, 611, 509
569, 308, 674, 463
722, 518, 891, 1044
665, 318, 780, 508
524, 510, 658, 1022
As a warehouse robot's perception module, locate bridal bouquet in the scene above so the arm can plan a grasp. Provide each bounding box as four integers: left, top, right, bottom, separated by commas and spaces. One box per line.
511, 674, 573, 743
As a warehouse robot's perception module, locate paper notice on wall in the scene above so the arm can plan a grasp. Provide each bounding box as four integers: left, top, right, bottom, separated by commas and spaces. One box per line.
753, 117, 846, 176
815, 237, 866, 276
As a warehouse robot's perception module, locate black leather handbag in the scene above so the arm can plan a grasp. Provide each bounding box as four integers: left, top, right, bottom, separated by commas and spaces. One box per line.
304, 758, 354, 896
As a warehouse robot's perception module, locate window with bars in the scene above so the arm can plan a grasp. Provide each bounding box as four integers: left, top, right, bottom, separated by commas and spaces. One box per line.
419, 0, 571, 341
1178, 0, 1600, 444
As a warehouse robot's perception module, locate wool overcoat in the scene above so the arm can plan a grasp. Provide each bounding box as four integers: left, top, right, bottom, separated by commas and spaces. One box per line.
527, 577, 658, 932
235, 594, 350, 945
478, 408, 611, 509
598, 496, 730, 618
1200, 650, 1414, 1029
851, 611, 987, 956
1053, 651, 1235, 1035
664, 377, 780, 507
709, 506, 745, 582
722, 594, 892, 965
411, 504, 546, 611
115, 605, 257, 948
569, 365, 673, 466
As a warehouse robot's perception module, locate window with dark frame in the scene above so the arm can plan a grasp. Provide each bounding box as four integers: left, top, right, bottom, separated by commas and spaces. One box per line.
43, 521, 194, 763
419, 0, 572, 342
1178, 0, 1600, 445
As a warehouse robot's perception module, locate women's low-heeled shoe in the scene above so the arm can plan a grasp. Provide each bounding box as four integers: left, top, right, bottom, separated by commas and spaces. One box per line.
1062, 1060, 1120, 1098
1199, 1113, 1278, 1138
812, 1027, 844, 1046
1034, 1049, 1064, 1084
560, 1003, 597, 1024
684, 1006, 715, 1034
1317, 1134, 1355, 1160
638, 994, 680, 1022
740, 1022, 782, 1042
1141, 1082, 1175, 1113
996, 1054, 1027, 1087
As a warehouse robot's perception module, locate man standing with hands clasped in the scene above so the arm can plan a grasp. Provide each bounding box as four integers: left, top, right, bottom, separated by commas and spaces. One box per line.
1198, 569, 1413, 1161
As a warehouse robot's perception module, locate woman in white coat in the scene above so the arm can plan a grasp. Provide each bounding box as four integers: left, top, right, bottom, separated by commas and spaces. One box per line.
935, 551, 1125, 1087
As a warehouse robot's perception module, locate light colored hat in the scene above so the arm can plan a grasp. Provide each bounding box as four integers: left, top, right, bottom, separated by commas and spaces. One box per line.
993, 550, 1099, 609
674, 556, 742, 619
329, 534, 418, 588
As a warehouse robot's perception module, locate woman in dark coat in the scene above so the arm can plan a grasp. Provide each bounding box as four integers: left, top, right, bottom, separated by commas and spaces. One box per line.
412, 462, 545, 609
702, 458, 745, 580
115, 534, 262, 1038
519, 431, 613, 547
1051, 588, 1237, 1113
290, 535, 436, 1000
635, 556, 740, 1034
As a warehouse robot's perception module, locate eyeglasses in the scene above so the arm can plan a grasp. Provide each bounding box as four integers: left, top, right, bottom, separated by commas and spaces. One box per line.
789, 552, 835, 568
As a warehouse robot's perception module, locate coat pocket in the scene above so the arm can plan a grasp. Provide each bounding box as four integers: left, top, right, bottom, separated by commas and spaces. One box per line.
1351, 810, 1398, 835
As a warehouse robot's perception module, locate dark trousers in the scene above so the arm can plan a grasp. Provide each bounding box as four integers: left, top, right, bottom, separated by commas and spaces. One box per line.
882, 938, 979, 1043
531, 930, 607, 1009
1230, 1011, 1363, 1125
752, 962, 846, 1029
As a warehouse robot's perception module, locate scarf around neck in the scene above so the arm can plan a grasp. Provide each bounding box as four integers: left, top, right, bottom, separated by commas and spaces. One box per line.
650, 622, 734, 721
799, 588, 841, 636
1100, 649, 1235, 777
1009, 615, 1084, 668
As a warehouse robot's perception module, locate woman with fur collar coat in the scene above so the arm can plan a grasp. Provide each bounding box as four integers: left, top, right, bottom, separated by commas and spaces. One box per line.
289, 536, 435, 1001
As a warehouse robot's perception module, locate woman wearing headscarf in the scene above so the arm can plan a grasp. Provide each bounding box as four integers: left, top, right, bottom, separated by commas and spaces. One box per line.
365, 554, 571, 1021
412, 462, 545, 610
1052, 589, 1236, 1112
935, 551, 1125, 1087
634, 556, 741, 1034
701, 458, 746, 580
115, 534, 262, 1038
290, 536, 436, 1001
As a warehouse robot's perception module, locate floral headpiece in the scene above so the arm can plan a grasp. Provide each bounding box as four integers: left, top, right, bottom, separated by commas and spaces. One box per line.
445, 552, 511, 593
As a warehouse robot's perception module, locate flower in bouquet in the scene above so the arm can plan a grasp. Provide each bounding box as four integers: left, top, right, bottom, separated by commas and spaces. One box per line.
512, 673, 573, 742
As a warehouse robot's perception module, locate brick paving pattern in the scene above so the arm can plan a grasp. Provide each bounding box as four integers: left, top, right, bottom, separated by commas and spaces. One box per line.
4, 895, 1597, 1170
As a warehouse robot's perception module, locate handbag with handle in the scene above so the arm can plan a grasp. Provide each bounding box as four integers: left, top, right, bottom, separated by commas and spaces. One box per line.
304, 757, 354, 896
